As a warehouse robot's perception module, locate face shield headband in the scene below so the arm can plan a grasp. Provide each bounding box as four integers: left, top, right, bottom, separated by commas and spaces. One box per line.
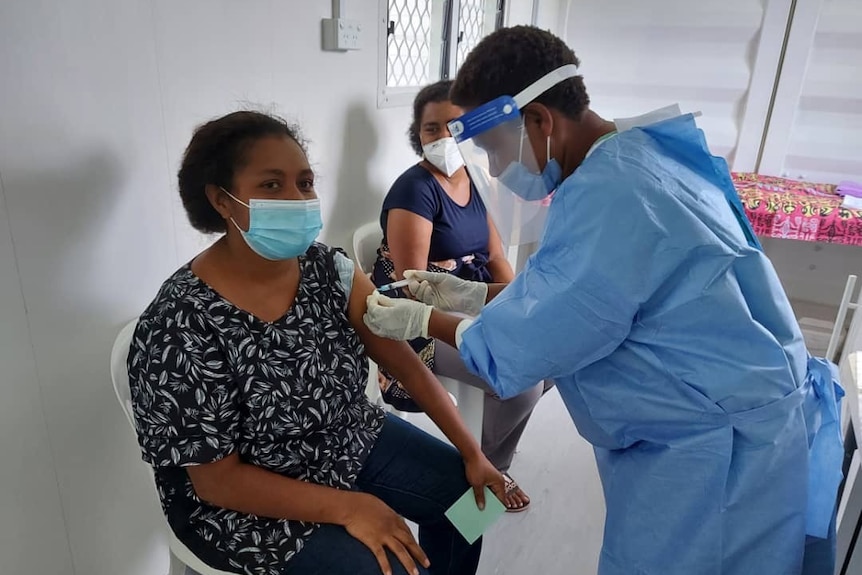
446, 64, 580, 246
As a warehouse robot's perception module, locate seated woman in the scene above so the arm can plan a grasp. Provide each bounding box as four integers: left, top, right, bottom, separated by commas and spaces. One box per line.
372, 81, 545, 513
127, 111, 504, 575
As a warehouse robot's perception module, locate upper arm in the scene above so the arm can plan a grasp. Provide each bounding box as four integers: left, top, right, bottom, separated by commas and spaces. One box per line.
128, 308, 240, 469
346, 267, 379, 330
383, 175, 439, 279
485, 215, 514, 283
346, 267, 429, 378
386, 209, 434, 279
185, 452, 243, 503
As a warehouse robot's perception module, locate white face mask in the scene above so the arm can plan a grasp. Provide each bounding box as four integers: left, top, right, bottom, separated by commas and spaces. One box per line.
423, 137, 465, 177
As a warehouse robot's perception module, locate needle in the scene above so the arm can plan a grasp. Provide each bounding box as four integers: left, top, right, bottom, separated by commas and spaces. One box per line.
376, 279, 410, 293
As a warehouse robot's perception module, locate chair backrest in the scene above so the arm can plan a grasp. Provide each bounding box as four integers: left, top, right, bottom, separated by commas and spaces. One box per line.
110, 318, 259, 575
827, 275, 859, 362
835, 299, 862, 438
842, 352, 862, 446
835, 309, 862, 377
352, 221, 382, 274
110, 319, 139, 431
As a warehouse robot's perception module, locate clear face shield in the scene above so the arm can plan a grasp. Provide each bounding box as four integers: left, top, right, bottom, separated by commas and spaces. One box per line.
448, 64, 580, 247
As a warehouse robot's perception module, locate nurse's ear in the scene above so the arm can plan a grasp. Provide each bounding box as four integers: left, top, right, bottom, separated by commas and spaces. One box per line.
521, 102, 555, 139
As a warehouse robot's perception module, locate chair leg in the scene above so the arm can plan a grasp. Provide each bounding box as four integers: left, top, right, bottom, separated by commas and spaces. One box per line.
168, 550, 188, 575
827, 275, 857, 362
437, 376, 484, 442
454, 382, 485, 442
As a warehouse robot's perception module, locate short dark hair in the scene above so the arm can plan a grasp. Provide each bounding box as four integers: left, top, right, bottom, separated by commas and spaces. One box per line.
451, 26, 589, 120
177, 111, 305, 234
408, 80, 454, 156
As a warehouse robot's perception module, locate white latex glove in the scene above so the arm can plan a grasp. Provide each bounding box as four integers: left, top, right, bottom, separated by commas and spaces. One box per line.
404, 270, 489, 316
364, 292, 433, 341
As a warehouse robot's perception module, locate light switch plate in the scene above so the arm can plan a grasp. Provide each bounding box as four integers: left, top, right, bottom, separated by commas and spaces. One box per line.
322, 18, 362, 51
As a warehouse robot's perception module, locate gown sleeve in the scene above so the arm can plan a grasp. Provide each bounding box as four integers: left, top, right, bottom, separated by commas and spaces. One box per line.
459, 160, 681, 399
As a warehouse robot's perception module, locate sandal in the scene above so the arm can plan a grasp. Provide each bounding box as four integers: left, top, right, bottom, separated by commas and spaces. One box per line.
502, 473, 531, 513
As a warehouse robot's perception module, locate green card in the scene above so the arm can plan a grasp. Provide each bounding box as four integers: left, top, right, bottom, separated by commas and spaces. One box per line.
444, 487, 507, 544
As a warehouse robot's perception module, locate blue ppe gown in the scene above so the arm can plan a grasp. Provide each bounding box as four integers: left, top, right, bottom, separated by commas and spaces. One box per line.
459, 115, 844, 575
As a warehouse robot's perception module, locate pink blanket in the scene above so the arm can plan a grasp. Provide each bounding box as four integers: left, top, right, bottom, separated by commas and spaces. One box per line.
733, 173, 862, 246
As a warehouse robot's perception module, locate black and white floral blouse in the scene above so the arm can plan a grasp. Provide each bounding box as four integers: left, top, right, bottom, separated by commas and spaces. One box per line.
127, 243, 385, 575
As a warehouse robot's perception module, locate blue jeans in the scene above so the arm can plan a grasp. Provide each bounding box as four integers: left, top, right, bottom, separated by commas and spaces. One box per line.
282, 414, 482, 575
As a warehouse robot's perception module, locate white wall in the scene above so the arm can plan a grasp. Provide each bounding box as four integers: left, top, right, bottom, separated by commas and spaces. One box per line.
0, 179, 74, 575
760, 0, 862, 183
560, 0, 862, 310
746, 0, 862, 308
562, 0, 782, 167
0, 1, 454, 574
783, 0, 862, 182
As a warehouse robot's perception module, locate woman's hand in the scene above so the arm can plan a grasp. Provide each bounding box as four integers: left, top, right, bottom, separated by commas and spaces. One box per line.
463, 451, 507, 510
343, 493, 430, 575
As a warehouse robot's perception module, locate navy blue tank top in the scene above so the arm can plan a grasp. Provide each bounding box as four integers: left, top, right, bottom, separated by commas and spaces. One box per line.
380, 164, 490, 263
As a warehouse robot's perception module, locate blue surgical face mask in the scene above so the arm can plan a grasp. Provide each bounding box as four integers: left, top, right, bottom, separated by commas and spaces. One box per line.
222, 189, 323, 260
496, 131, 562, 201
498, 158, 562, 201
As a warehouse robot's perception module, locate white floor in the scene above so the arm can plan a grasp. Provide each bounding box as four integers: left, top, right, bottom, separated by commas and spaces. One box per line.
790, 298, 841, 357
409, 388, 606, 575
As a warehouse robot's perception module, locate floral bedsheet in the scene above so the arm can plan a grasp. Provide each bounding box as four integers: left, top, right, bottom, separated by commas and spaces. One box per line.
732, 172, 862, 246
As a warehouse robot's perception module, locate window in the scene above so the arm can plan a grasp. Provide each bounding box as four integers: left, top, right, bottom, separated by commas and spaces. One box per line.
456, 0, 499, 69
385, 0, 435, 88
379, 0, 505, 107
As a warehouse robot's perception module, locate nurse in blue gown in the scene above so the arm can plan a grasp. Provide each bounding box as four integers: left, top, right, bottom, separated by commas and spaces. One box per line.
363, 26, 844, 575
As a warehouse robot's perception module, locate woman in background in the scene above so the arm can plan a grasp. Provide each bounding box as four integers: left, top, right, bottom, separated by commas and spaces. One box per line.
373, 81, 545, 512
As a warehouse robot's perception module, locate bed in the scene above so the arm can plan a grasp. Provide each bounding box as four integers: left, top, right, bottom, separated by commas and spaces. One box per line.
733, 172, 862, 246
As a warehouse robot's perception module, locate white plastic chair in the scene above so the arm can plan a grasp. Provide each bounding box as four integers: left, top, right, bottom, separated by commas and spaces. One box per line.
110, 319, 237, 575
826, 275, 860, 440
352, 221, 382, 275
828, 276, 862, 573
351, 222, 485, 442
837, 352, 862, 573
350, 221, 410, 418
827, 275, 859, 364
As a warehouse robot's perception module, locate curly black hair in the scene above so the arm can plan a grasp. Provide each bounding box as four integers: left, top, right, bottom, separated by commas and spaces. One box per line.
177, 111, 305, 234
451, 26, 589, 120
408, 80, 454, 156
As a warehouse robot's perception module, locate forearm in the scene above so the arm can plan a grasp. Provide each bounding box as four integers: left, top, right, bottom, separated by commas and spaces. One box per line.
486, 283, 508, 303
393, 259, 428, 283
486, 259, 515, 284
371, 342, 482, 461
401, 370, 483, 462
192, 461, 357, 525
352, 269, 481, 460
427, 309, 468, 349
